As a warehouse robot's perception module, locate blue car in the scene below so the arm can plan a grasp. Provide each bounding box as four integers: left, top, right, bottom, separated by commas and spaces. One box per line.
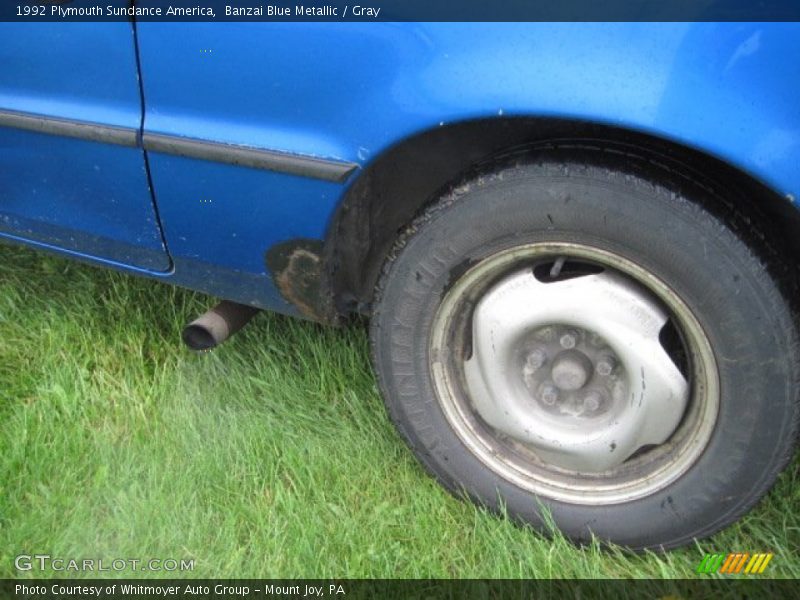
2, 21, 798, 550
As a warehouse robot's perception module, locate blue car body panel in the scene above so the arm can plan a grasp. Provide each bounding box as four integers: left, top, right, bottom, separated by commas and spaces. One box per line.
0, 130, 171, 272
1, 22, 799, 314
136, 22, 799, 192
0, 20, 171, 271
145, 153, 342, 310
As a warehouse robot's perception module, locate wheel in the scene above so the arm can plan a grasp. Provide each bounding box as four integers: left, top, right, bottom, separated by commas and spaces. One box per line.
370, 157, 799, 550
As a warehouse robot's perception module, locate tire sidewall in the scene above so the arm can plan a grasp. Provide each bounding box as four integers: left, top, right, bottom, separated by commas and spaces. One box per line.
371, 163, 798, 549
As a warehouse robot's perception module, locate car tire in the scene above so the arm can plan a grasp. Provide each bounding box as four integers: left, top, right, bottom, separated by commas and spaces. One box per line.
369, 156, 800, 550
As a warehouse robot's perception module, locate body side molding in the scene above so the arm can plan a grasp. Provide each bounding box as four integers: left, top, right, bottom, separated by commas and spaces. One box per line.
0, 109, 137, 147
0, 109, 357, 182
142, 132, 357, 183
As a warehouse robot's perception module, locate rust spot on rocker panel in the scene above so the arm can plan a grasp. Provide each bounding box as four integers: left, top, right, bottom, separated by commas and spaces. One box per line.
266, 239, 337, 324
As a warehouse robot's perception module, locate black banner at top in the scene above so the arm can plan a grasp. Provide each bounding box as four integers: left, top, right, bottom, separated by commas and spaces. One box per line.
5, 0, 800, 22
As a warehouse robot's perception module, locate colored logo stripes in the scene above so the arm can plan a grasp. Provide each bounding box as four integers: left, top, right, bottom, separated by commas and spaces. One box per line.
696, 552, 773, 574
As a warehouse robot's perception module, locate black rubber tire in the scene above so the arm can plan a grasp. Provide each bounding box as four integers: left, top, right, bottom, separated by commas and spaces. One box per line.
369, 158, 800, 550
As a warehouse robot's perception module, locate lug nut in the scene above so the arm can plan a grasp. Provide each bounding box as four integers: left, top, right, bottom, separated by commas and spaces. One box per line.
559, 330, 578, 349
526, 348, 547, 371
596, 353, 616, 376
583, 391, 603, 412
535, 326, 556, 342
540, 384, 559, 405
588, 333, 605, 347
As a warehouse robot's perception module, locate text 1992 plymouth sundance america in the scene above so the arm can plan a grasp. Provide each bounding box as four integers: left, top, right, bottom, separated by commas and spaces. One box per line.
1, 22, 798, 550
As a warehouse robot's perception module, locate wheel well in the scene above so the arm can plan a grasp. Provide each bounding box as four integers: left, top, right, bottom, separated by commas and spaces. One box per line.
324, 117, 800, 316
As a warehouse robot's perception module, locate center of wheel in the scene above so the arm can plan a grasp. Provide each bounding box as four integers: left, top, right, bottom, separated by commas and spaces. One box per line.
550, 350, 592, 391
516, 324, 627, 419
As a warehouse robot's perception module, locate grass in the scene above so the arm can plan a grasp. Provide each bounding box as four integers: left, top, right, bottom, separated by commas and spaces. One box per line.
0, 243, 798, 580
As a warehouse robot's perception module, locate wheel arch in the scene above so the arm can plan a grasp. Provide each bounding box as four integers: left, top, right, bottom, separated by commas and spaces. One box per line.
322, 116, 800, 317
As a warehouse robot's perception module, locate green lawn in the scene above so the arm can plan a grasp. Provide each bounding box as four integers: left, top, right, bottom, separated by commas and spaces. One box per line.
1, 244, 798, 579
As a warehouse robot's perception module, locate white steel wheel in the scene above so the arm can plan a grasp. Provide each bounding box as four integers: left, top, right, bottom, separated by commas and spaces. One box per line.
430, 243, 718, 505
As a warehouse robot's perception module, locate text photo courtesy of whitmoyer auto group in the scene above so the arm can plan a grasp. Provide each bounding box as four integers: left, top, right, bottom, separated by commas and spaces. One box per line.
1, 0, 799, 598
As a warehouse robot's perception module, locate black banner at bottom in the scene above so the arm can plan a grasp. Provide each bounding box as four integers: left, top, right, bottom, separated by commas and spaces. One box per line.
2, 579, 797, 600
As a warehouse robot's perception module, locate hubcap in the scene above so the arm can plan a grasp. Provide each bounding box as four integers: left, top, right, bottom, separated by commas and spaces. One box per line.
430, 243, 719, 504
463, 269, 687, 472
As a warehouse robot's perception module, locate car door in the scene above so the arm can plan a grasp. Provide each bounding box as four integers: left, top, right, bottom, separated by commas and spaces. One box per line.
134, 22, 360, 311
0, 21, 171, 272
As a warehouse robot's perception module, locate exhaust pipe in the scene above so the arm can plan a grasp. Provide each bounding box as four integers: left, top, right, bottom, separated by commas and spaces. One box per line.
182, 301, 260, 351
